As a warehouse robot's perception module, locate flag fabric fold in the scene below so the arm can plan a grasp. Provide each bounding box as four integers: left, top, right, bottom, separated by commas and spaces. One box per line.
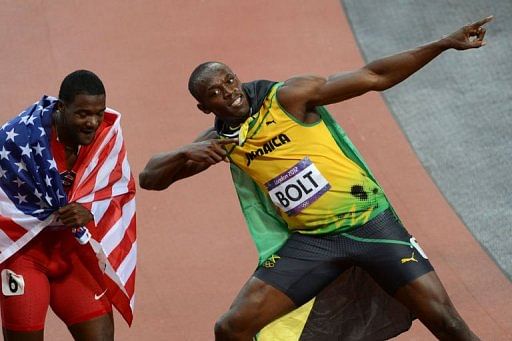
0, 96, 136, 324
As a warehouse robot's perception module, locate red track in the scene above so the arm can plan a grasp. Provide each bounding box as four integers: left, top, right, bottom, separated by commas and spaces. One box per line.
0, 1, 510, 339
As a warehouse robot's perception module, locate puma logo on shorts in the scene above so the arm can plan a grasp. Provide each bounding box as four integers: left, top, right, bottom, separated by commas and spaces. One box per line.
401, 252, 418, 264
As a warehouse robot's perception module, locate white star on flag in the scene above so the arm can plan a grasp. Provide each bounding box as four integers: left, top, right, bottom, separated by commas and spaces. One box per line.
47, 159, 57, 170
14, 161, 27, 172
0, 166, 7, 178
13, 178, 24, 188
14, 193, 28, 204
20, 144, 32, 157
37, 199, 49, 209
19, 116, 29, 124
44, 174, 52, 186
27, 116, 37, 125
6, 128, 18, 142
33, 143, 45, 156
0, 146, 10, 160
34, 188, 43, 199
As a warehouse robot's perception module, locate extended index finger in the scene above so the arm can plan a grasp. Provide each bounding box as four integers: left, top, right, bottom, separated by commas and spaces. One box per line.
471, 15, 494, 28
217, 138, 239, 145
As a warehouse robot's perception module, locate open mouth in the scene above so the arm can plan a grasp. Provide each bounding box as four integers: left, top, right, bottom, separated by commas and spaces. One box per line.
80, 130, 96, 140
230, 95, 243, 107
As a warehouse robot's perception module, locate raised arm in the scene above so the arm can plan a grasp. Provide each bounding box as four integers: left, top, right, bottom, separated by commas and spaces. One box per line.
139, 128, 237, 190
278, 16, 493, 120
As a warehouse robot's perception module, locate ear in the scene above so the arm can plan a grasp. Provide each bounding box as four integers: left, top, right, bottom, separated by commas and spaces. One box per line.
197, 103, 211, 115
56, 100, 65, 112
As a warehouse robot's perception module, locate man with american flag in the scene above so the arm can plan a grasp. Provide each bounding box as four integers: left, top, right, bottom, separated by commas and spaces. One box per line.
0, 70, 136, 340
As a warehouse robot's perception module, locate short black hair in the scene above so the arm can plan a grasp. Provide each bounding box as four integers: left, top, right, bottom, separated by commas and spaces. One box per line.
188, 61, 224, 101
58, 70, 105, 104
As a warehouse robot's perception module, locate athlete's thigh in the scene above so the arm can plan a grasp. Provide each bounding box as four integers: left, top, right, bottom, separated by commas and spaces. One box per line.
394, 271, 461, 325
50, 249, 112, 334
222, 276, 296, 332
0, 254, 50, 334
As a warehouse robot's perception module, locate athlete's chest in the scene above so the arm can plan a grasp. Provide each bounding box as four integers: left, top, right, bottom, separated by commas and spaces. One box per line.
230, 111, 335, 170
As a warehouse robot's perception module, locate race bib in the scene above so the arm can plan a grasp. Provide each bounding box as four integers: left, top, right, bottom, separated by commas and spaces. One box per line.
1, 269, 25, 296
265, 157, 330, 216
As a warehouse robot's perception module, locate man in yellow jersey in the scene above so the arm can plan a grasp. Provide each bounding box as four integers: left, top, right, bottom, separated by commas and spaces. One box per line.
140, 16, 492, 340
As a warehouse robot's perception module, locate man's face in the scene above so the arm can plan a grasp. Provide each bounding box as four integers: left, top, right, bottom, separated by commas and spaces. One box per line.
60, 93, 106, 146
197, 65, 250, 122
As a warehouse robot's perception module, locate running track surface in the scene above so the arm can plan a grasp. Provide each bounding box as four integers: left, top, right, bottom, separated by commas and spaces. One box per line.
0, 1, 510, 340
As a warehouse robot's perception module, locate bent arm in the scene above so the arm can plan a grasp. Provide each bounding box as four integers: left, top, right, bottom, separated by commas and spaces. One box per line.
278, 16, 492, 118
139, 128, 237, 191
138, 148, 206, 191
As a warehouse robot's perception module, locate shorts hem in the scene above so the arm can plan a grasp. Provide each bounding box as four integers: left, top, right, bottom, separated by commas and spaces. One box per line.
390, 268, 435, 295
253, 273, 300, 307
1, 323, 45, 332
64, 307, 113, 327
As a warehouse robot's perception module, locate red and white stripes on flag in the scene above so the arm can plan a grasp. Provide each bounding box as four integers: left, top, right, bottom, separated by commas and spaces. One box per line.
69, 109, 137, 325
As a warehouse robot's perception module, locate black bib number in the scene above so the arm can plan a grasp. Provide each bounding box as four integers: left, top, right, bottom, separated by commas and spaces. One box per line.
8, 274, 18, 293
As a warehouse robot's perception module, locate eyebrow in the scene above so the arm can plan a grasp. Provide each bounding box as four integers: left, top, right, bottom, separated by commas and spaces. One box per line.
206, 73, 234, 91
207, 84, 220, 91
75, 107, 106, 114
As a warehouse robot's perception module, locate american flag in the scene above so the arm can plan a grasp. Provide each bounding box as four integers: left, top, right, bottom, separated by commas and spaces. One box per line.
0, 96, 137, 324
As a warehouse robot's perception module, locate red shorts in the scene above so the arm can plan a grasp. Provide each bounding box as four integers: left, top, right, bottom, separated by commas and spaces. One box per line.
0, 228, 112, 331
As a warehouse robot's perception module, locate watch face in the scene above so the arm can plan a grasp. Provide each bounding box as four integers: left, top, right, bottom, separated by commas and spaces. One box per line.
60, 170, 76, 191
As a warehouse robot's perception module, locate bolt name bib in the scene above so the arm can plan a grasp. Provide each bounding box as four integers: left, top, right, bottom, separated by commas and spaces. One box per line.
265, 157, 330, 216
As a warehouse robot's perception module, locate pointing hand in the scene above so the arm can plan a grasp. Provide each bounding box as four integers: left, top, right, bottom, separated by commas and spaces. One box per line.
443, 16, 493, 50
182, 138, 238, 164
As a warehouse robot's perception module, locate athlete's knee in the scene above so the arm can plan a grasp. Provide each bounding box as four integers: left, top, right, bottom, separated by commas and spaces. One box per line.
214, 311, 256, 341
428, 304, 476, 340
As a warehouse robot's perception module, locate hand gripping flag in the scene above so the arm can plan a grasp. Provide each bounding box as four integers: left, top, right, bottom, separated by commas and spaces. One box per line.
0, 96, 137, 325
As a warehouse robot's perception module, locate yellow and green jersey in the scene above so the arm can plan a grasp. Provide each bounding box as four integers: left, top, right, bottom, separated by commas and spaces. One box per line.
219, 81, 405, 340
224, 83, 389, 234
